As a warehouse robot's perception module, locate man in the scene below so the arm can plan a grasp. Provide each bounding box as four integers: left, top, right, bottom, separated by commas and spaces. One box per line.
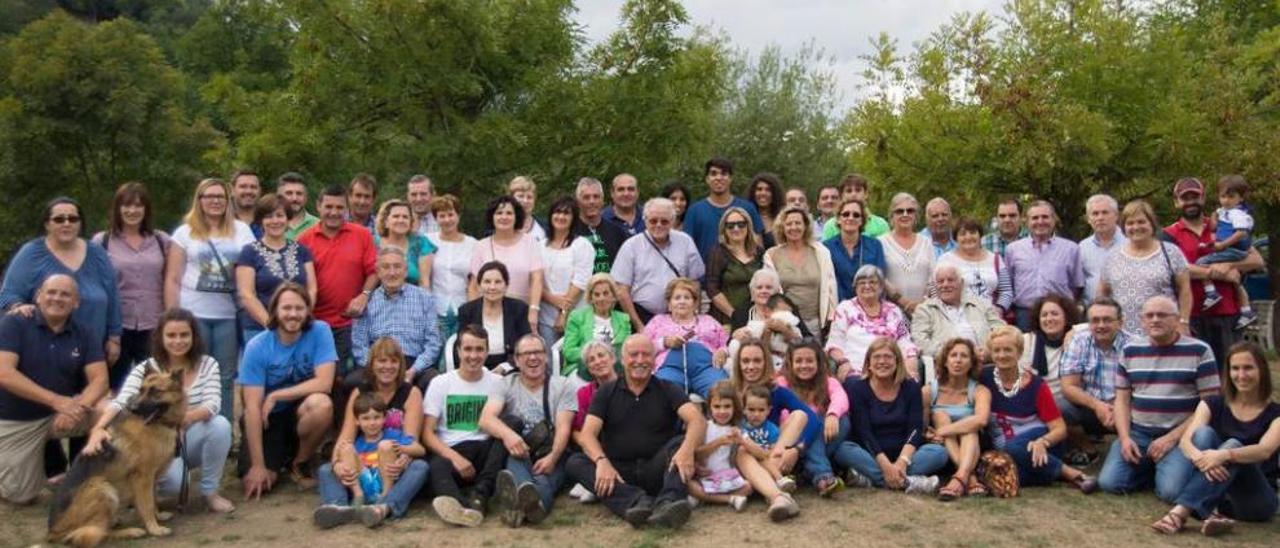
613, 198, 705, 330
682, 158, 766, 260
565, 335, 704, 529
814, 185, 841, 232
407, 174, 440, 236
602, 173, 644, 236
573, 177, 628, 274
346, 173, 378, 231
351, 247, 442, 393
821, 175, 890, 240
1163, 177, 1265, 365
1098, 295, 1219, 503
478, 335, 576, 527
0, 275, 107, 504
231, 169, 263, 230
910, 264, 1005, 363
920, 197, 957, 257
1078, 194, 1126, 306
423, 325, 507, 528
981, 198, 1027, 258
1004, 200, 1085, 330
1059, 297, 1130, 434
297, 185, 378, 373
279, 172, 319, 240
238, 283, 337, 499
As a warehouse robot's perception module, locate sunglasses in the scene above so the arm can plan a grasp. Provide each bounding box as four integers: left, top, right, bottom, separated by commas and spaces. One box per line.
893, 208, 917, 216
50, 215, 81, 224
725, 220, 749, 230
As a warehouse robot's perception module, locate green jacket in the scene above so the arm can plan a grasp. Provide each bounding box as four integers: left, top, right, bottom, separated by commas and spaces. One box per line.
561, 306, 632, 377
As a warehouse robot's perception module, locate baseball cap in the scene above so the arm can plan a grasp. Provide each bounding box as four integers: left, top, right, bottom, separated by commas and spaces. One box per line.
1173, 178, 1203, 197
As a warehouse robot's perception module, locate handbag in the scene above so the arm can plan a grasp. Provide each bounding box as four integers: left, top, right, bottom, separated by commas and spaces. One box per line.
499, 373, 555, 460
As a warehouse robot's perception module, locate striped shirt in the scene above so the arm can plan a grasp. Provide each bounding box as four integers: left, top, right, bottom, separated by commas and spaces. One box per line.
1116, 334, 1220, 430
1058, 329, 1130, 403
110, 355, 222, 417
981, 367, 1061, 448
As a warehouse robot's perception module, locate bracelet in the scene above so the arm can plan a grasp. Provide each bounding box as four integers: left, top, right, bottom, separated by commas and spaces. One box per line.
530, 304, 541, 311
594, 455, 608, 463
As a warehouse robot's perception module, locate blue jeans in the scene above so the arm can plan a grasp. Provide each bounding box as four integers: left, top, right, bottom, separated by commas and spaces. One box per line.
1174, 426, 1278, 521
803, 416, 850, 484
241, 324, 265, 350
1195, 247, 1248, 266
1099, 424, 1195, 502
507, 456, 566, 511
832, 441, 948, 487
1002, 426, 1065, 486
157, 415, 233, 497
317, 459, 429, 518
197, 318, 239, 422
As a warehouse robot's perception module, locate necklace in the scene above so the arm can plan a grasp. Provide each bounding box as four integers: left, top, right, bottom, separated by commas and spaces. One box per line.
995, 370, 1022, 398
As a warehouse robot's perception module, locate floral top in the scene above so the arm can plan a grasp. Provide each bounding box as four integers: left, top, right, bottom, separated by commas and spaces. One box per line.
824, 298, 918, 378
643, 313, 728, 369
237, 239, 313, 329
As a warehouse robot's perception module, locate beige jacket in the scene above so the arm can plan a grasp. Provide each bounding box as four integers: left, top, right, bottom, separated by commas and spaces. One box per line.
910, 293, 1006, 360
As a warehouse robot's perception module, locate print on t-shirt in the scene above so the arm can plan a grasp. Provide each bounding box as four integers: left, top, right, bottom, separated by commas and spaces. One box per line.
445, 394, 486, 432
194, 245, 235, 293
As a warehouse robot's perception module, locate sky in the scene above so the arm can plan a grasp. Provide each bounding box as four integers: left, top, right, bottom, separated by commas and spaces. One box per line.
573, 0, 1008, 109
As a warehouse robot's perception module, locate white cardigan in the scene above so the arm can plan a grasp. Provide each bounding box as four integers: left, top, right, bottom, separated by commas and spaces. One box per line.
763, 241, 838, 329
109, 355, 222, 417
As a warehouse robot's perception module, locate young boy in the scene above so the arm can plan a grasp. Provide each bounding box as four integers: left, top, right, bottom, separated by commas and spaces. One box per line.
1197, 175, 1256, 328
338, 393, 425, 524
740, 386, 796, 493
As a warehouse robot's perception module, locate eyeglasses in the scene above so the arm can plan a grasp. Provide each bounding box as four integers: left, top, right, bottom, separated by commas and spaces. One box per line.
49, 215, 81, 224
724, 220, 749, 230
840, 211, 863, 219
892, 208, 917, 216
199, 194, 227, 201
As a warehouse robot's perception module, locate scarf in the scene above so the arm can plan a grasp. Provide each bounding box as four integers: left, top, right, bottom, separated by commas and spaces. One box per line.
1030, 331, 1064, 377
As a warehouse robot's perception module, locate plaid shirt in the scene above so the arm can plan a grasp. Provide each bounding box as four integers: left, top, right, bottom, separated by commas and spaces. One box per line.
981, 228, 1027, 258
352, 284, 442, 373
1058, 329, 1129, 403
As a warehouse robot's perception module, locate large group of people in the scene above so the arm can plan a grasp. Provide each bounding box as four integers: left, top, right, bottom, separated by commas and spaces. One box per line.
0, 163, 1275, 539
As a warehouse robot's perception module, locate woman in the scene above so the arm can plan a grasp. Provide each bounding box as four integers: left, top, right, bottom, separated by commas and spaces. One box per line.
375, 199, 436, 288
706, 207, 764, 323
539, 197, 594, 345
1019, 294, 1079, 411
458, 261, 532, 370
92, 183, 168, 389
508, 176, 547, 243
1152, 342, 1279, 535
660, 181, 691, 232
566, 341, 621, 502
1099, 200, 1191, 335
427, 194, 477, 339
561, 274, 631, 380
776, 338, 849, 496
1, 197, 121, 367
644, 278, 729, 369
763, 206, 837, 335
318, 337, 428, 524
922, 338, 992, 500
165, 178, 255, 421
879, 192, 934, 314
833, 337, 948, 494
749, 173, 784, 244
825, 265, 919, 381
936, 217, 1013, 313
82, 308, 235, 513
827, 197, 887, 303
236, 193, 317, 345
983, 326, 1097, 490
469, 195, 543, 333
730, 340, 821, 478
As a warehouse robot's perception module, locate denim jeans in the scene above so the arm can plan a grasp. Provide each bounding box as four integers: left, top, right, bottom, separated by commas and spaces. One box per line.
157, 415, 233, 497
1002, 426, 1065, 486
832, 441, 948, 487
1099, 424, 1195, 502
1174, 426, 1278, 521
803, 416, 850, 484
317, 459, 430, 518
196, 318, 239, 422
507, 456, 566, 511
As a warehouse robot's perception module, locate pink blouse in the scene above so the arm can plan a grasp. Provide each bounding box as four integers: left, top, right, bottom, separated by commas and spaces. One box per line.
775, 376, 849, 418
643, 314, 728, 369
825, 298, 919, 378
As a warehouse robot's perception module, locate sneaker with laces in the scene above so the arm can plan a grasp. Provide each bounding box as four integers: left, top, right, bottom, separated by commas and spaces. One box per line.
1202, 291, 1223, 309
776, 476, 798, 493
1236, 310, 1257, 329
843, 469, 874, 488
816, 475, 844, 497
904, 475, 940, 495
433, 496, 483, 528
728, 495, 748, 512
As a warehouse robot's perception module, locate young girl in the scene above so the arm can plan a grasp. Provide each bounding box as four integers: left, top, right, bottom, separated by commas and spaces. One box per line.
740, 385, 795, 492
775, 338, 850, 496
687, 381, 754, 511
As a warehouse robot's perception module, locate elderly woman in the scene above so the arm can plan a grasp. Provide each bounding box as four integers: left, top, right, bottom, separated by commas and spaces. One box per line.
878, 192, 934, 315
826, 265, 919, 381
911, 264, 1006, 364
706, 206, 765, 323
561, 273, 631, 379
763, 205, 837, 334
567, 341, 620, 502
375, 199, 436, 288
644, 278, 729, 396
427, 194, 477, 339
936, 217, 1013, 313
469, 195, 543, 333
457, 261, 532, 371
1099, 199, 1191, 335
923, 338, 991, 500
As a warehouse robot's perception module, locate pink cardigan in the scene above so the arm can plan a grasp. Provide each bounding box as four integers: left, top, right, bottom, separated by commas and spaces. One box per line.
643, 314, 728, 368
775, 375, 849, 418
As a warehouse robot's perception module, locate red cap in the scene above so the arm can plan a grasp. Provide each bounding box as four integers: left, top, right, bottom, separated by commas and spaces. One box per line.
1173, 178, 1203, 197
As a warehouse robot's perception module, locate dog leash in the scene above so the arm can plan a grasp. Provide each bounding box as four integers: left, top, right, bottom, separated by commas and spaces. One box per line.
177, 431, 190, 512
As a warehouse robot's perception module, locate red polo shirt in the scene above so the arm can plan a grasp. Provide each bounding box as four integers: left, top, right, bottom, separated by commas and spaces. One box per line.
1164, 217, 1239, 317
297, 223, 376, 328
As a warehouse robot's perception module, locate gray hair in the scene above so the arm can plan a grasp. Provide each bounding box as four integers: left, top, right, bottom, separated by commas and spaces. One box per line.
575, 177, 603, 197
1085, 193, 1119, 213
853, 264, 886, 299
377, 246, 406, 261
888, 192, 918, 217
749, 268, 782, 293
643, 197, 676, 220
933, 263, 965, 289
406, 174, 433, 190
925, 197, 951, 214
581, 340, 615, 361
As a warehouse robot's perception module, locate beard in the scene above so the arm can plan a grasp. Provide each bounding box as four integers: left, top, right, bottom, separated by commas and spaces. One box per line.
1180, 204, 1202, 220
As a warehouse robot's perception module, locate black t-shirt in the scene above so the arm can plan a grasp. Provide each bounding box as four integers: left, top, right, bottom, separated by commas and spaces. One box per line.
0, 313, 103, 421
588, 378, 689, 462
1205, 395, 1280, 481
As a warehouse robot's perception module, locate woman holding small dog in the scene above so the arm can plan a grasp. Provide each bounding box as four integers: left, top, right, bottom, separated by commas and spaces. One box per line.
83, 307, 236, 514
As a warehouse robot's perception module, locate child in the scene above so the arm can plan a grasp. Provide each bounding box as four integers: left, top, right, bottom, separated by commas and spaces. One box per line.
1197, 175, 1256, 328
686, 381, 753, 511
740, 385, 796, 493
335, 393, 425, 524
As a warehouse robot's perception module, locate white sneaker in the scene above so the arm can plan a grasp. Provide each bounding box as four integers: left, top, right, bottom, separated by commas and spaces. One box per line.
904, 475, 939, 495
569, 483, 596, 503
728, 495, 748, 512
686, 495, 701, 508
776, 476, 797, 493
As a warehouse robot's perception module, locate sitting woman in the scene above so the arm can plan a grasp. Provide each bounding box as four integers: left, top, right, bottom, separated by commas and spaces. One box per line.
567, 341, 621, 503
1018, 294, 1080, 446
826, 265, 919, 380
775, 338, 850, 496
911, 264, 1005, 364
833, 337, 948, 494
458, 261, 532, 371
730, 268, 812, 341
643, 277, 729, 396
922, 338, 991, 500
561, 273, 631, 380
1152, 341, 1279, 536
82, 308, 235, 513
727, 339, 808, 520
983, 326, 1097, 491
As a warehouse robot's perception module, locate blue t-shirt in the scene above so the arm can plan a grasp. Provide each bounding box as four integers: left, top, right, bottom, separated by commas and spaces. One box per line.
823, 235, 888, 302
741, 419, 780, 450
238, 321, 338, 414
683, 197, 766, 260
236, 240, 313, 329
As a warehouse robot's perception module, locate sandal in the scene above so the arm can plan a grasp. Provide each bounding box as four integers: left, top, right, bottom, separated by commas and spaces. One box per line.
1200, 512, 1235, 537
937, 476, 966, 502
290, 463, 318, 491
966, 475, 988, 497
1150, 511, 1186, 535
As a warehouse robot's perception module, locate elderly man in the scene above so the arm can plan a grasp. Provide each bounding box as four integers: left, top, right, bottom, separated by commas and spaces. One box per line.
612, 198, 705, 331
1078, 194, 1126, 306
478, 335, 577, 527
565, 335, 704, 529
406, 174, 440, 236
350, 247, 442, 392
911, 264, 1005, 364
573, 177, 628, 274
1005, 200, 1085, 330
279, 172, 319, 240
1059, 297, 1130, 433
920, 197, 957, 257
0, 275, 108, 504
1098, 296, 1220, 503
981, 198, 1026, 258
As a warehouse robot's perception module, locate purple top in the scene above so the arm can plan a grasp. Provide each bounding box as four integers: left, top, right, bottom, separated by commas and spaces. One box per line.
93, 231, 168, 332
1004, 236, 1084, 309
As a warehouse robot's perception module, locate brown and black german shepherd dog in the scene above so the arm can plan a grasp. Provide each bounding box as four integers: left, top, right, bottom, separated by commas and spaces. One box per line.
47, 369, 187, 547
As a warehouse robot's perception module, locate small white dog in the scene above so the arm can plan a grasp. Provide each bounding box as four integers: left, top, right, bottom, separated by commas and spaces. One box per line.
724, 309, 802, 375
